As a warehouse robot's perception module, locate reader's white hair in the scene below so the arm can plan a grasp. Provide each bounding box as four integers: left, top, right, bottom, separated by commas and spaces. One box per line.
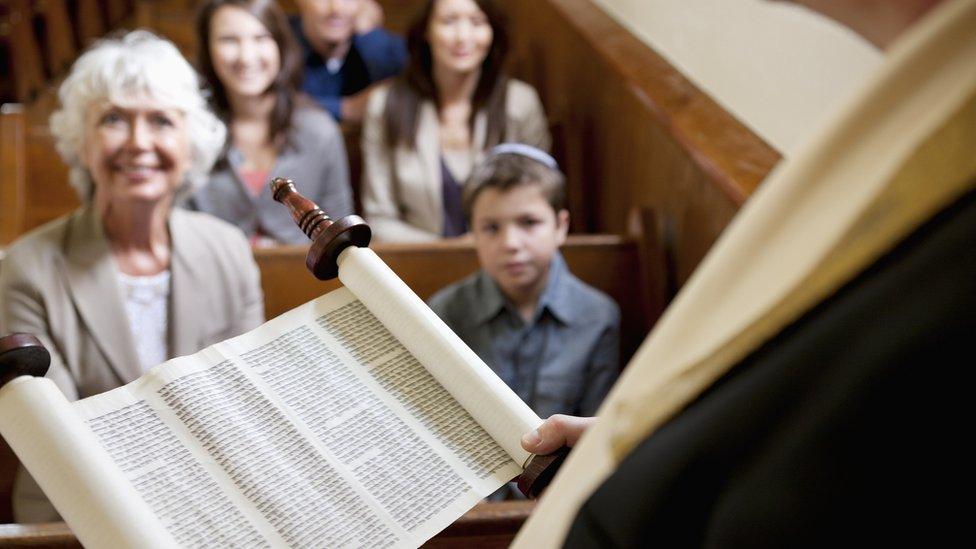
50, 30, 226, 201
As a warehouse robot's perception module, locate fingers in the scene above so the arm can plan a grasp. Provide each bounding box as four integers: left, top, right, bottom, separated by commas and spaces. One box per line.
521, 414, 596, 455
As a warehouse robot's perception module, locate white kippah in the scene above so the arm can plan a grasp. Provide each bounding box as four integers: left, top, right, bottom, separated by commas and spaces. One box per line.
487, 143, 559, 170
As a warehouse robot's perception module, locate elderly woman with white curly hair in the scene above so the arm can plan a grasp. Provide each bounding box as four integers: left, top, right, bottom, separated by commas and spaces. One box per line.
0, 31, 265, 522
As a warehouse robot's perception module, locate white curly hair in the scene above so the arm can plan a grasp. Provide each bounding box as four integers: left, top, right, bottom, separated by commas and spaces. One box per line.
49, 30, 226, 201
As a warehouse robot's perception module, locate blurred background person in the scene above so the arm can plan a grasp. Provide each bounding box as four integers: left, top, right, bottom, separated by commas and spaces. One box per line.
0, 31, 264, 522
190, 0, 353, 245
292, 0, 407, 122
361, 0, 551, 242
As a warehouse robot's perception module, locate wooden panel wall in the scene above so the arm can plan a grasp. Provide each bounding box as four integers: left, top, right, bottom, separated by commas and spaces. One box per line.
499, 0, 782, 287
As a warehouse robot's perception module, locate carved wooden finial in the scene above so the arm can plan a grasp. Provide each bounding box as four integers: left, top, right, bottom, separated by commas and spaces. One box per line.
271, 178, 334, 241
0, 334, 50, 388
518, 448, 571, 498
271, 177, 372, 280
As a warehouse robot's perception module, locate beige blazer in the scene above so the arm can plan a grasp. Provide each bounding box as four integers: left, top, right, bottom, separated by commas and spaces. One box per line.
0, 205, 264, 522
361, 79, 552, 242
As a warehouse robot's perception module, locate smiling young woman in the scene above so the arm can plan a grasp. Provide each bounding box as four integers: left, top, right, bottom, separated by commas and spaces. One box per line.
189, 0, 354, 246
360, 0, 552, 242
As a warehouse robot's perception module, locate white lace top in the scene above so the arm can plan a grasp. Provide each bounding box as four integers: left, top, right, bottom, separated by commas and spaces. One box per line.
117, 270, 171, 372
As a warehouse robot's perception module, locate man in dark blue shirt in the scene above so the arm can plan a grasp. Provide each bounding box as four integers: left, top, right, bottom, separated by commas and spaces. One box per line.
292, 0, 407, 122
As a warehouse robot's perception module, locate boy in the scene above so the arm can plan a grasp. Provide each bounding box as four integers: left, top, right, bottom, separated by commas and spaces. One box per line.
429, 144, 621, 419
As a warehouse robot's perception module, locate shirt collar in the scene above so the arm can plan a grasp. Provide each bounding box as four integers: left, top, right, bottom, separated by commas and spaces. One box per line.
471, 251, 575, 327
326, 56, 344, 74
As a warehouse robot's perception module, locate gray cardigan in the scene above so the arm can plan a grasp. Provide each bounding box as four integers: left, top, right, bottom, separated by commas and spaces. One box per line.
188, 104, 353, 244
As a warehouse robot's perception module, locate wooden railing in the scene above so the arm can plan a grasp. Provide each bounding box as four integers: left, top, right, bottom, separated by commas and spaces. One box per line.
499, 0, 782, 286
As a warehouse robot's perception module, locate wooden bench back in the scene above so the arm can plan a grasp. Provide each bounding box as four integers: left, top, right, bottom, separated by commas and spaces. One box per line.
256, 235, 650, 364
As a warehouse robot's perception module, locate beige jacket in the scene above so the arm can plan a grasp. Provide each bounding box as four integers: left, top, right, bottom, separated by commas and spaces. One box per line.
361, 79, 552, 242
0, 205, 264, 521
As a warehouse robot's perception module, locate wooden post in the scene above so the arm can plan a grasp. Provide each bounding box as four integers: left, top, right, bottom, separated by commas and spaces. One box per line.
33, 0, 77, 77
0, 0, 47, 102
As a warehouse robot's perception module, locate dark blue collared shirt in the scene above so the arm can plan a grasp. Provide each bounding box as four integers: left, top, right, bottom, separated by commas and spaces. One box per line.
290, 17, 407, 121
429, 253, 620, 419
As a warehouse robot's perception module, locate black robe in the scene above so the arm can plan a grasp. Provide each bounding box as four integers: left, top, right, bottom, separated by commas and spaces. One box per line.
565, 186, 975, 547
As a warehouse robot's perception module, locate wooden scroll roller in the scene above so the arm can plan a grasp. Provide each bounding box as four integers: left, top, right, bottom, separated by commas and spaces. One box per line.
271, 178, 569, 499
271, 177, 372, 280
0, 333, 50, 388
519, 445, 570, 499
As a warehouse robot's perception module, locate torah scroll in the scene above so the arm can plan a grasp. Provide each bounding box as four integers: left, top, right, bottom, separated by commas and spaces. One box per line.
0, 246, 543, 548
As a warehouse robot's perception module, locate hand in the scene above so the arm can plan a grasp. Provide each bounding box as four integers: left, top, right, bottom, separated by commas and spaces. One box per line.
355, 0, 384, 34
521, 414, 596, 455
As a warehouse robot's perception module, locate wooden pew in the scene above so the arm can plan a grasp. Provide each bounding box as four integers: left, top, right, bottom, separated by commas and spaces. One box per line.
498, 0, 783, 287
32, 0, 77, 77
0, 0, 47, 103
0, 522, 80, 547
256, 235, 651, 366
0, 236, 654, 363
69, 0, 105, 48
0, 501, 534, 546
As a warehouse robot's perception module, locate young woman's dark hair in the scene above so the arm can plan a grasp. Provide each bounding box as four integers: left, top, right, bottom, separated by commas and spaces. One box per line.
196, 0, 303, 148
384, 0, 510, 149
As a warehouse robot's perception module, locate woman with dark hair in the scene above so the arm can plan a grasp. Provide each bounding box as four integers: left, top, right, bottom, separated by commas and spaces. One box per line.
190, 0, 354, 245
361, 0, 551, 242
